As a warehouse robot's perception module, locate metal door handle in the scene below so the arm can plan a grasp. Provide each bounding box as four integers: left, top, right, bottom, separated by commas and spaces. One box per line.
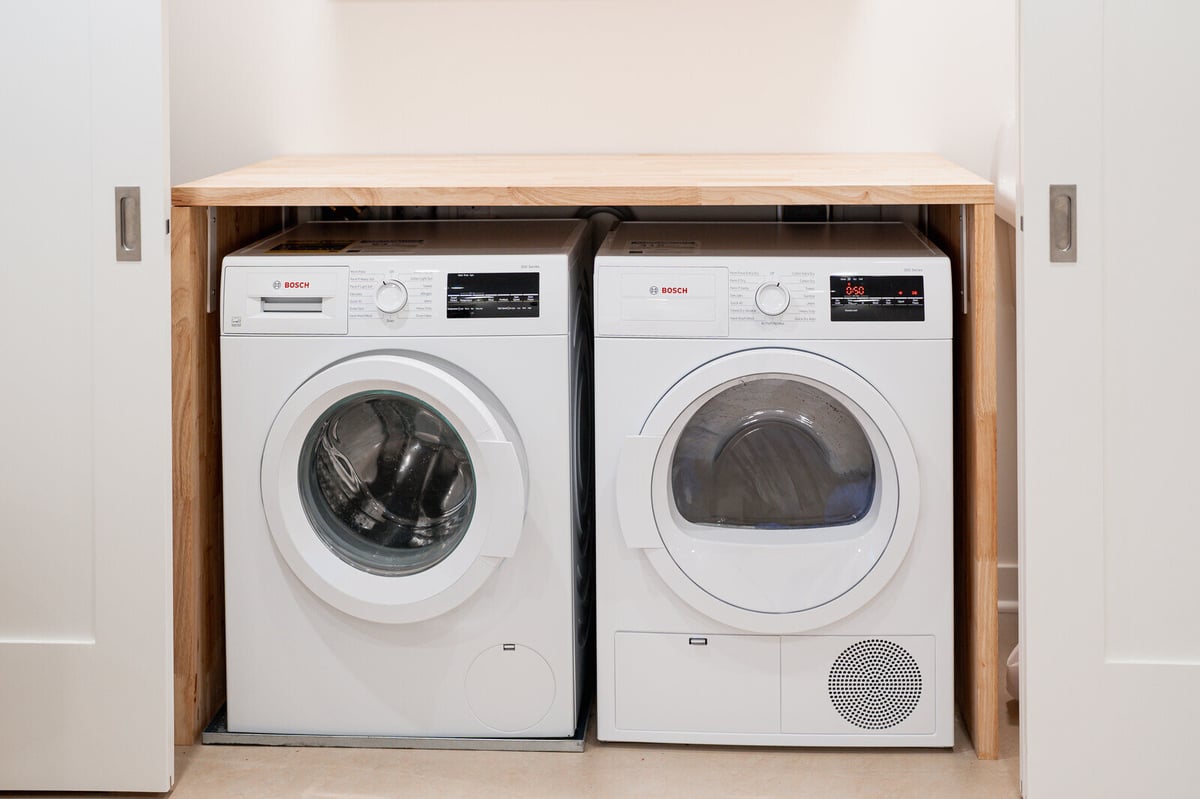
1049, 185, 1077, 263
115, 186, 141, 262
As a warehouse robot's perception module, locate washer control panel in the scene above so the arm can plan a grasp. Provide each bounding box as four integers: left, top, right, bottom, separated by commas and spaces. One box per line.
348, 266, 436, 327
220, 219, 584, 337
223, 259, 570, 337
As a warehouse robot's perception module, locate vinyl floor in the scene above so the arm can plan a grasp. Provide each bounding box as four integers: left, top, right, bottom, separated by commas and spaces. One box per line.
161, 613, 1021, 799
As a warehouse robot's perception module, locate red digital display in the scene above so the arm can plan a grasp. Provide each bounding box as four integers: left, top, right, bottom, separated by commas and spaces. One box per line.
830, 275, 925, 321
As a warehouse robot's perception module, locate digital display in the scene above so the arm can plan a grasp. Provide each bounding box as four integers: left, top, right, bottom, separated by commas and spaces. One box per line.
447, 272, 539, 319
830, 275, 925, 322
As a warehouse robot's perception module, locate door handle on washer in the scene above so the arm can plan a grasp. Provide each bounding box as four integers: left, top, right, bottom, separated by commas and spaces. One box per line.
616, 435, 665, 550
476, 439, 526, 559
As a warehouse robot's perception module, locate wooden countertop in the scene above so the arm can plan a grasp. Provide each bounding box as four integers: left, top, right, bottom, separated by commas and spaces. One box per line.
172, 153, 994, 208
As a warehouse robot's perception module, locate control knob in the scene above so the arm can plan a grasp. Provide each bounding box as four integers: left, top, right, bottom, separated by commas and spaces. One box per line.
375, 280, 409, 314
754, 282, 791, 316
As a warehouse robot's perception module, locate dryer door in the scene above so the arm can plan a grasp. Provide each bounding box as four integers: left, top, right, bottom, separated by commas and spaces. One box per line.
616, 348, 919, 634
261, 354, 527, 623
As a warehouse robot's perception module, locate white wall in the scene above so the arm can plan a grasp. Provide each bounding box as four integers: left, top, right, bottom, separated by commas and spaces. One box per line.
168, 0, 1020, 607
169, 0, 1016, 183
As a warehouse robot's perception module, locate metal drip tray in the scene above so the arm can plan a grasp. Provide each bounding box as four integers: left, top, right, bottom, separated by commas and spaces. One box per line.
201, 701, 588, 753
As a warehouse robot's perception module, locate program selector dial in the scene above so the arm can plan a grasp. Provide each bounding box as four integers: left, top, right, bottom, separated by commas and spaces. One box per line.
375, 280, 409, 314
754, 282, 791, 316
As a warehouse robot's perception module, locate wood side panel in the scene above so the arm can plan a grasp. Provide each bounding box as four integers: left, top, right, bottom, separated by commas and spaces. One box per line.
926, 204, 999, 759
171, 154, 995, 208
964, 203, 999, 759
172, 206, 280, 744
198, 238, 223, 748
170, 206, 207, 745
926, 204, 969, 744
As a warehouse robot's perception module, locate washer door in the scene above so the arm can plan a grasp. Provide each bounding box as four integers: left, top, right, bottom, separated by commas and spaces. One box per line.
616, 348, 919, 634
262, 354, 527, 623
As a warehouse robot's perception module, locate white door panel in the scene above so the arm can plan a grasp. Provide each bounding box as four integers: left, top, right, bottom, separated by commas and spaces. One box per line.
1099, 3, 1200, 663
1021, 1, 1200, 795
0, 0, 171, 791
0, 1, 96, 644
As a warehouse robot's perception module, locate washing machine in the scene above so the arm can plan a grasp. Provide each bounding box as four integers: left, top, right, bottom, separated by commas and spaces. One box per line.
594, 222, 953, 746
220, 219, 591, 737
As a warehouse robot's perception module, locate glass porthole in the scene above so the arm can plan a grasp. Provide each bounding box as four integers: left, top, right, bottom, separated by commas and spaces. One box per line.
670, 376, 876, 530
298, 391, 476, 576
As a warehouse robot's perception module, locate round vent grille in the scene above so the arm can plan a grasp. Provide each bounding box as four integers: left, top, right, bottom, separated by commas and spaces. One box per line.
828, 639, 922, 730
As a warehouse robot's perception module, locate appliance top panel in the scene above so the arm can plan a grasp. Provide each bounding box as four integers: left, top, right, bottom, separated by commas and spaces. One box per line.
221, 221, 585, 337
597, 221, 942, 259
228, 219, 587, 258
595, 223, 951, 341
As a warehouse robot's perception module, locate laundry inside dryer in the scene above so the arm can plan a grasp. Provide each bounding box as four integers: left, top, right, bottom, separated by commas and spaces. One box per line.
671, 375, 877, 529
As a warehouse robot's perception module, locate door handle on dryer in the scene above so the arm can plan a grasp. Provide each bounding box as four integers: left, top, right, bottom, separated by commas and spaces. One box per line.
616, 435, 664, 550
477, 439, 526, 559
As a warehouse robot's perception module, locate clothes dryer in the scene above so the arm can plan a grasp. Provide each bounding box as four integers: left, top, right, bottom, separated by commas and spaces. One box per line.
220, 220, 590, 737
594, 222, 953, 746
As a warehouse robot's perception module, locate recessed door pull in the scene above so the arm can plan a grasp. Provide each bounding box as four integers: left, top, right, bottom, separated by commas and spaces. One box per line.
1049, 184, 1078, 263
688, 637, 708, 646
114, 186, 141, 262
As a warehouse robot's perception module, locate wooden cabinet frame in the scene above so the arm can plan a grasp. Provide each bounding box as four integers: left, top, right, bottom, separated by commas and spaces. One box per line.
170, 154, 998, 758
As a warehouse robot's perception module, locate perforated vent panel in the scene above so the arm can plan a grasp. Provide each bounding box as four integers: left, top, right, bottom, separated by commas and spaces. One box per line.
828, 639, 922, 730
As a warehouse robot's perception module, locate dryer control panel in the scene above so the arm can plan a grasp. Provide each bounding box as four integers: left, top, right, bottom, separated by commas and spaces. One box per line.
596, 261, 950, 340
594, 222, 952, 340
729, 267, 821, 325
829, 274, 925, 322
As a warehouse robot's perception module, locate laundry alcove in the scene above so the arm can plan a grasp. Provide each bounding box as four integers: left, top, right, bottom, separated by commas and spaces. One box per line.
169, 152, 999, 758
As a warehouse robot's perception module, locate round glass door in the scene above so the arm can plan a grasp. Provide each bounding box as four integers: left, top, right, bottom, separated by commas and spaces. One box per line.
620, 348, 920, 633
260, 353, 527, 624
299, 391, 476, 577
671, 377, 876, 531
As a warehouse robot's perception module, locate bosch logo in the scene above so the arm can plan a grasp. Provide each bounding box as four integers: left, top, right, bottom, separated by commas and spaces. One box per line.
649, 286, 659, 295
661, 286, 688, 295
273, 280, 281, 289
283, 281, 310, 289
